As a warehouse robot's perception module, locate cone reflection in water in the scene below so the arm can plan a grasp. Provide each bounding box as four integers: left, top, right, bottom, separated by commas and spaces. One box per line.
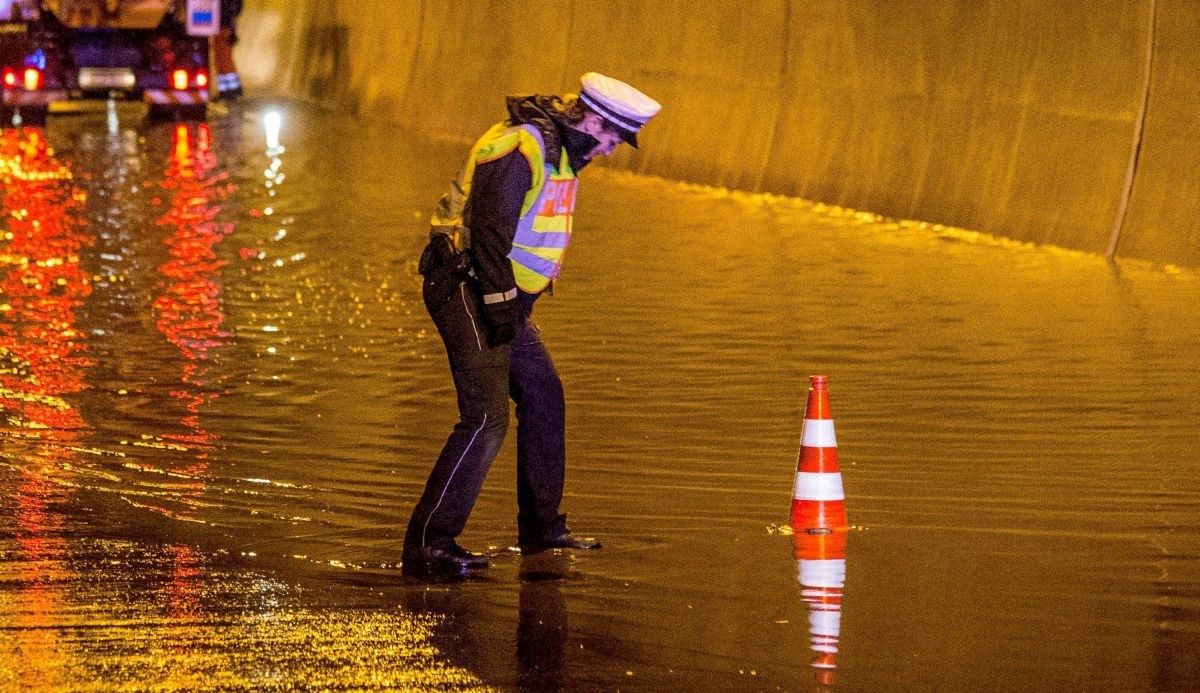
794, 531, 847, 685
790, 375, 848, 533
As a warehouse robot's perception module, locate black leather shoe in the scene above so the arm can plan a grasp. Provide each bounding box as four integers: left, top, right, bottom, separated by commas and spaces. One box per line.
519, 533, 602, 555
444, 542, 490, 569
402, 545, 486, 579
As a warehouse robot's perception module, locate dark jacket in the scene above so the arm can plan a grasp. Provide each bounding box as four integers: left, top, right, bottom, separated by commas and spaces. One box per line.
466, 96, 598, 320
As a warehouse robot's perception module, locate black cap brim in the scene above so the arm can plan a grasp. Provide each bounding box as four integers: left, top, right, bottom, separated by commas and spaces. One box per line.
616, 126, 639, 148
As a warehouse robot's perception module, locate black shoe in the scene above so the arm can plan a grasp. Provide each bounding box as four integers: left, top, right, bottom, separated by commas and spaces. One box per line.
519, 533, 602, 555
401, 544, 486, 578
444, 542, 489, 569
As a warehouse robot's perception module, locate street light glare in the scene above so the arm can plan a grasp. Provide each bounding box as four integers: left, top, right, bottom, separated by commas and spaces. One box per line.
264, 110, 282, 151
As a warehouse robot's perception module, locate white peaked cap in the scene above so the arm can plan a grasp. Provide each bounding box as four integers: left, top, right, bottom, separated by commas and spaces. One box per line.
578, 72, 662, 147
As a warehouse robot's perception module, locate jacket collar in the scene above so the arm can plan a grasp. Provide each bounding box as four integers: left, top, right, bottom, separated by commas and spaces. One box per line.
505, 95, 597, 173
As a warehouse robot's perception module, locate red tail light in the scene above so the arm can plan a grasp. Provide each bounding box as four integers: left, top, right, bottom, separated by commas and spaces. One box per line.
23, 67, 41, 91
2, 68, 15, 88
195, 70, 208, 89
172, 69, 188, 90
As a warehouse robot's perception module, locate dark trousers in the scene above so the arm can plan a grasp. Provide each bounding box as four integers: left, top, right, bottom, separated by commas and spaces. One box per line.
404, 281, 568, 550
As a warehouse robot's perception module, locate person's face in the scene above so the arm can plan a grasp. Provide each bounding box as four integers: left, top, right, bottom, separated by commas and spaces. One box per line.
578, 113, 627, 159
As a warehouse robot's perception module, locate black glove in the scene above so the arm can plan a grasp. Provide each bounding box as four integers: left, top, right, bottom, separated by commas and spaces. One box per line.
482, 299, 517, 347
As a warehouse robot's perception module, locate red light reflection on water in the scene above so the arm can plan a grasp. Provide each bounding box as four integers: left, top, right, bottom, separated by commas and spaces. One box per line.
0, 126, 91, 687
0, 127, 92, 436
150, 123, 234, 648
152, 123, 232, 462
0, 123, 235, 678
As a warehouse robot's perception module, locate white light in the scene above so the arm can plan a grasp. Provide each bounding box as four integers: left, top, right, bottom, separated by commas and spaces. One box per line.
107, 98, 118, 135
264, 110, 282, 151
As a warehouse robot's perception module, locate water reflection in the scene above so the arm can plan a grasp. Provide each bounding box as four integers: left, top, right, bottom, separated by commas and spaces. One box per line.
794, 532, 848, 686
144, 123, 231, 667
0, 125, 89, 690
518, 576, 568, 692
152, 123, 231, 467
0, 127, 91, 445
517, 553, 571, 691
9, 473, 73, 690
0, 116, 489, 690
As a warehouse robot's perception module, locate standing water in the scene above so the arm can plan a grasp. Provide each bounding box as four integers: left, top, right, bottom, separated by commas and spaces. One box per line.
1, 103, 1198, 691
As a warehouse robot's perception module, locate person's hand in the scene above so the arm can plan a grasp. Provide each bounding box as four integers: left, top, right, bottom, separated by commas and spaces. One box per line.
482, 300, 517, 347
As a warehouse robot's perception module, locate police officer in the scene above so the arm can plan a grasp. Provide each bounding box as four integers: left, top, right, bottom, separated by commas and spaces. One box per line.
403, 73, 661, 579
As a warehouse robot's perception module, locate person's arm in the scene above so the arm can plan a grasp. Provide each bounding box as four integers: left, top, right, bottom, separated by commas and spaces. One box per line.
465, 148, 532, 345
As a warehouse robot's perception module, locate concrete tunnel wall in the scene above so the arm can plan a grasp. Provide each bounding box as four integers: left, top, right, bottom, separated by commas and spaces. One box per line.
231, 0, 1200, 267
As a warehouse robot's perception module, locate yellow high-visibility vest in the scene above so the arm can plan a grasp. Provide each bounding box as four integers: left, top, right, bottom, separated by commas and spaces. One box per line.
429, 123, 577, 294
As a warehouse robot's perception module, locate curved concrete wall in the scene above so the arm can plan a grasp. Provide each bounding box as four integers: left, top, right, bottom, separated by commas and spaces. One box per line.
233, 0, 1200, 267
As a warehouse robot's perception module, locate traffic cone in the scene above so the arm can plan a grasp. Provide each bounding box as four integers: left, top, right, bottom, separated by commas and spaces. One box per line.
790, 375, 849, 534
794, 531, 847, 685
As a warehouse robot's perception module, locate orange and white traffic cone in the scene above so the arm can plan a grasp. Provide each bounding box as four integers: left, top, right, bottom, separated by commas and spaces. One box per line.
794, 531, 847, 685
790, 375, 849, 534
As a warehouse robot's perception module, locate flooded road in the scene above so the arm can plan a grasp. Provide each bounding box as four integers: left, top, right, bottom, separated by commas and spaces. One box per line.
2, 101, 1199, 690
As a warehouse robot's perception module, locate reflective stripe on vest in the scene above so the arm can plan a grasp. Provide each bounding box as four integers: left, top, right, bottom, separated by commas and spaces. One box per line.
509, 125, 577, 293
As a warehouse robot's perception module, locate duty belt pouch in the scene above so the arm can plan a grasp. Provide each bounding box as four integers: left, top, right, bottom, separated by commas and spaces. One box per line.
419, 234, 471, 312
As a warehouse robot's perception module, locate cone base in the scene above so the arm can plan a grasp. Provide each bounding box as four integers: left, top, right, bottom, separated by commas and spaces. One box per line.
790, 499, 849, 534
792, 532, 847, 560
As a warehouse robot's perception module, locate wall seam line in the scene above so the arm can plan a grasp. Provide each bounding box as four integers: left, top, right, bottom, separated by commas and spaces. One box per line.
1107, 0, 1157, 260
758, 0, 792, 192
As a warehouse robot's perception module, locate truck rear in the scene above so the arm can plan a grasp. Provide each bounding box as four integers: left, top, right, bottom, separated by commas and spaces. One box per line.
0, 0, 219, 125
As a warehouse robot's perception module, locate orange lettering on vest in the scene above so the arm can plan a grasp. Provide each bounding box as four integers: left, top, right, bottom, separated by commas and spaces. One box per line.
537, 181, 560, 217
559, 180, 577, 215
537, 179, 578, 217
